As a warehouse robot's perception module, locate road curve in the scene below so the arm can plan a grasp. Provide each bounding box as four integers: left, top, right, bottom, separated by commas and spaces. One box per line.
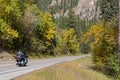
0, 54, 90, 80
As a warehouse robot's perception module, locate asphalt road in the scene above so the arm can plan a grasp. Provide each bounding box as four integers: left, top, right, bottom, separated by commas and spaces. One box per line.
0, 54, 90, 80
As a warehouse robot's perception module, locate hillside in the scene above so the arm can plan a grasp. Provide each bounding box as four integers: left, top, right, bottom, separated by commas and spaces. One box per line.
0, 0, 98, 57
0, 48, 14, 61
0, 0, 98, 60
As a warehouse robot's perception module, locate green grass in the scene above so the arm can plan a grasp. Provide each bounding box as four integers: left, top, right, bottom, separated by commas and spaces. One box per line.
16, 57, 115, 80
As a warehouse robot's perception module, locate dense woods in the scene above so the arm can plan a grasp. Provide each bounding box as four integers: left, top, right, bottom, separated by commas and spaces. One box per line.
0, 0, 119, 79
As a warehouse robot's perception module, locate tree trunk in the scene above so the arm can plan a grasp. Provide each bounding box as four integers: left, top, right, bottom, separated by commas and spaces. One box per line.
118, 0, 120, 65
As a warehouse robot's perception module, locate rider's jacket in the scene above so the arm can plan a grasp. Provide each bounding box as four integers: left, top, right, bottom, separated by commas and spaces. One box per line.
17, 51, 24, 59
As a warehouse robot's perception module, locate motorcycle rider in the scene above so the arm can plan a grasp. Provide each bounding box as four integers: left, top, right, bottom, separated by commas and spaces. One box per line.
16, 50, 23, 65
16, 50, 28, 65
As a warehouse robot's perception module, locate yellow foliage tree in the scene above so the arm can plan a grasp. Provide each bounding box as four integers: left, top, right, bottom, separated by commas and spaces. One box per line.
35, 12, 56, 46
0, 0, 22, 25
0, 0, 20, 49
82, 23, 114, 68
56, 28, 79, 54
0, 18, 18, 48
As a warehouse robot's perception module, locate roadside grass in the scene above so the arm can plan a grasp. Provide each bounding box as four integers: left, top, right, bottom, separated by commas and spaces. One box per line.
16, 56, 115, 80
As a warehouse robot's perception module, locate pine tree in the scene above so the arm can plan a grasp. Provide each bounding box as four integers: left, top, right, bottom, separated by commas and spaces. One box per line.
67, 8, 77, 29
97, 0, 118, 21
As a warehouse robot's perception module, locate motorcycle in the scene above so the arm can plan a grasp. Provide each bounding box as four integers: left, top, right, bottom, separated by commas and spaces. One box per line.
16, 56, 28, 66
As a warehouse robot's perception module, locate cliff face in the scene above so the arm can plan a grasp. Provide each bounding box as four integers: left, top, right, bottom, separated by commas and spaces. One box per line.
48, 0, 98, 19
73, 0, 98, 19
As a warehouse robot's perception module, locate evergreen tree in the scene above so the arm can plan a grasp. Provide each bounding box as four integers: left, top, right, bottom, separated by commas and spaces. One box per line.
67, 8, 78, 29
97, 0, 118, 21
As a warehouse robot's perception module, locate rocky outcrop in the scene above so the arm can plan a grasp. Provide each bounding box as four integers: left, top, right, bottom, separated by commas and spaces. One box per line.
49, 0, 99, 20
73, 0, 98, 19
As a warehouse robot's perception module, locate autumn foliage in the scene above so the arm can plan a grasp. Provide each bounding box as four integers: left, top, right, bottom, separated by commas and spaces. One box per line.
82, 23, 119, 77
